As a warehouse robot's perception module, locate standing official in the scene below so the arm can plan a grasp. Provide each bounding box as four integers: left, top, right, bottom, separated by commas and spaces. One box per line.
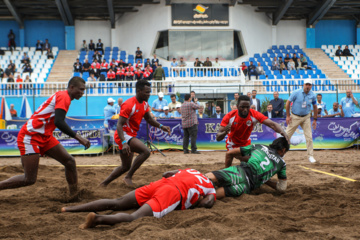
181, 94, 200, 154
285, 79, 317, 163
270, 91, 284, 118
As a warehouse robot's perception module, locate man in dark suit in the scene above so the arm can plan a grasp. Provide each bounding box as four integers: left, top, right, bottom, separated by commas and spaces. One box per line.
211, 106, 225, 119
96, 39, 104, 54
263, 104, 277, 118
250, 90, 261, 112
270, 91, 284, 118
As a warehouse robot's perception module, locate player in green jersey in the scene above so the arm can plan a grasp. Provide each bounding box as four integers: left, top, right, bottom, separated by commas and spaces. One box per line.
205, 137, 289, 199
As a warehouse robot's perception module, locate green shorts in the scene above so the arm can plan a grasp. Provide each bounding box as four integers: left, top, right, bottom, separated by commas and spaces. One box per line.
212, 165, 251, 197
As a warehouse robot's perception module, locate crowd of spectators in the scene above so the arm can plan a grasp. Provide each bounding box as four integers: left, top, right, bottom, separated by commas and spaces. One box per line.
335, 45, 354, 57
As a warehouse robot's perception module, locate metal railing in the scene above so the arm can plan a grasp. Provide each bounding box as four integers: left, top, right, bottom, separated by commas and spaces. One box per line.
169, 66, 243, 79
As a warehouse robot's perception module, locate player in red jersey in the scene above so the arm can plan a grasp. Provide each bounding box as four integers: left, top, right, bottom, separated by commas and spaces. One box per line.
216, 95, 289, 167
0, 77, 90, 196
62, 168, 216, 229
100, 80, 171, 187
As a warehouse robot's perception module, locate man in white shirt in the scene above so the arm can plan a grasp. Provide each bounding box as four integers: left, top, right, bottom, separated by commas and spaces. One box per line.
250, 90, 261, 111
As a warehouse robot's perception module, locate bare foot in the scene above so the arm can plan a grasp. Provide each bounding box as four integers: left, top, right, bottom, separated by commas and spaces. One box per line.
98, 183, 108, 189
123, 177, 135, 187
61, 207, 67, 213
79, 212, 97, 229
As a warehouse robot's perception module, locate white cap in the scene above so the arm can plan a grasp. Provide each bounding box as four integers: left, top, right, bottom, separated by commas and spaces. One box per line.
175, 103, 181, 108
304, 79, 312, 85
163, 106, 169, 110
107, 97, 115, 103
158, 92, 164, 98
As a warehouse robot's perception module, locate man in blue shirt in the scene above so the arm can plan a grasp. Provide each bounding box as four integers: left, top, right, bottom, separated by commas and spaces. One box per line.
173, 104, 182, 119
104, 98, 116, 128
159, 106, 174, 119
340, 90, 358, 117
325, 102, 344, 117
114, 98, 123, 115
151, 92, 168, 118
285, 79, 317, 163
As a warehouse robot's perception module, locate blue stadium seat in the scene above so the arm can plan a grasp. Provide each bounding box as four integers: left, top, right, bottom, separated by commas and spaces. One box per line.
302, 74, 309, 79
82, 72, 89, 79
273, 70, 280, 75
284, 74, 292, 79
163, 67, 169, 77
276, 74, 283, 79
319, 74, 326, 79
316, 69, 322, 75
286, 45, 292, 50
73, 72, 81, 77
274, 49, 281, 53
105, 47, 111, 51
311, 74, 318, 79
120, 50, 126, 55
249, 57, 255, 62
265, 70, 272, 76
254, 53, 261, 58
306, 69, 314, 75
272, 45, 278, 50
128, 55, 134, 59
279, 45, 285, 50
298, 69, 305, 75
294, 45, 300, 50
267, 49, 273, 54
294, 74, 301, 79
113, 47, 119, 52
268, 74, 275, 80
259, 75, 266, 80
269, 53, 275, 58
282, 70, 289, 75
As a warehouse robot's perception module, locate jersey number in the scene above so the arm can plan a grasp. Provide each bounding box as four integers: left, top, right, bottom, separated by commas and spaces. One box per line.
260, 156, 270, 170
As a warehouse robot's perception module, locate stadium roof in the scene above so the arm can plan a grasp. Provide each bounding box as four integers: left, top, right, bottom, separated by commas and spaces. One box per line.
0, 0, 359, 28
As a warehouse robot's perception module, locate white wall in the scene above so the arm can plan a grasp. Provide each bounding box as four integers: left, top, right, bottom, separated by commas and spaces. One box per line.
276, 20, 307, 49
74, 20, 112, 50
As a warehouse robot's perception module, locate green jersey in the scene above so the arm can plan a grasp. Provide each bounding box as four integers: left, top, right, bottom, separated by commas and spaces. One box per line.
240, 144, 287, 190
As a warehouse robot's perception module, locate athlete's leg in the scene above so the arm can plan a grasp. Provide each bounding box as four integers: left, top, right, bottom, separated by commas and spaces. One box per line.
225, 148, 242, 168
124, 138, 150, 186
99, 151, 134, 187
79, 203, 153, 229
45, 144, 78, 195
215, 187, 226, 199
62, 190, 139, 212
0, 154, 39, 190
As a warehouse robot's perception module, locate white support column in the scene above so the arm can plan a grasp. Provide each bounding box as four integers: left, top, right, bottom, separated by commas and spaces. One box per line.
272, 25, 277, 46
111, 28, 117, 48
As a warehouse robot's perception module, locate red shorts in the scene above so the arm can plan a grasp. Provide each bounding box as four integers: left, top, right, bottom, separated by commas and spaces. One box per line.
114, 131, 134, 150
135, 178, 181, 218
17, 129, 59, 156
226, 140, 250, 151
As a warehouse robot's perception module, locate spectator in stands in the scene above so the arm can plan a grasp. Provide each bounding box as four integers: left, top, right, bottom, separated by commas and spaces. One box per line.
4, 65, 12, 78
96, 39, 104, 53
211, 106, 225, 119
142, 68, 152, 80
118, 59, 126, 67
114, 98, 123, 115
178, 57, 187, 72
8, 29, 16, 51
168, 94, 181, 112
171, 58, 178, 74
135, 59, 143, 69
73, 59, 82, 73
271, 57, 280, 70
153, 64, 165, 91
194, 58, 202, 68
7, 74, 14, 89
21, 52, 30, 63
100, 59, 108, 73
9, 104, 17, 117
256, 62, 265, 76
24, 75, 32, 89
343, 45, 353, 57
250, 90, 261, 112
125, 68, 134, 81
159, 106, 174, 119
110, 58, 117, 68
104, 98, 116, 128
313, 106, 325, 118
152, 62, 158, 72
144, 58, 151, 68
116, 66, 125, 80
315, 93, 328, 115
241, 62, 248, 77
109, 62, 117, 72
270, 91, 284, 118
284, 54, 291, 66
15, 74, 23, 89
248, 61, 258, 80
197, 105, 208, 118
325, 102, 344, 117
288, 59, 296, 70
300, 54, 308, 67
263, 104, 276, 118
91, 59, 101, 77
46, 49, 54, 59
181, 93, 200, 154
0, 67, 3, 78
88, 40, 95, 51
204, 102, 211, 116
190, 91, 201, 108
292, 53, 298, 68
230, 93, 240, 110
296, 58, 304, 70
9, 60, 16, 74
335, 46, 343, 57
93, 51, 102, 62
82, 59, 91, 73
151, 54, 159, 67
203, 57, 212, 74
145, 64, 153, 75
81, 40, 87, 51
35, 40, 43, 52
173, 104, 182, 119
87, 73, 97, 84
42, 39, 51, 52
213, 57, 221, 73
135, 47, 143, 60
107, 68, 116, 81
340, 90, 358, 117
152, 92, 168, 118
126, 63, 134, 73
22, 60, 32, 74
134, 67, 143, 80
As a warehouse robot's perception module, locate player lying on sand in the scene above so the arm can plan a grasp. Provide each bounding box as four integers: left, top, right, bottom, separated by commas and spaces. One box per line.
62, 168, 216, 229
205, 137, 289, 199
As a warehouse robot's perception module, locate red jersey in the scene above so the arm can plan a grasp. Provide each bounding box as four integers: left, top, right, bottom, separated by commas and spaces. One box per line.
134, 70, 143, 77
145, 67, 153, 73
91, 62, 100, 69
126, 71, 134, 77
110, 61, 117, 66
167, 169, 216, 210
21, 91, 71, 137
114, 96, 150, 138
101, 62, 108, 70
221, 109, 268, 150
143, 71, 151, 78
135, 63, 143, 69
116, 68, 125, 76
107, 71, 115, 79
126, 66, 134, 72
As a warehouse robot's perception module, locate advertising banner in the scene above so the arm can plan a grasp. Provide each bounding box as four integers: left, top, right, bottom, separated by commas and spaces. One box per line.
0, 129, 105, 157
109, 118, 360, 151
172, 4, 229, 26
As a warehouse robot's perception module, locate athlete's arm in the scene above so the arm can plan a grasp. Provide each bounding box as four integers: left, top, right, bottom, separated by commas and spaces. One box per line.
263, 119, 289, 144
144, 111, 171, 135
116, 116, 131, 155
162, 170, 179, 178
195, 194, 215, 209
265, 179, 287, 193
225, 148, 241, 167
216, 123, 231, 141
54, 109, 90, 149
